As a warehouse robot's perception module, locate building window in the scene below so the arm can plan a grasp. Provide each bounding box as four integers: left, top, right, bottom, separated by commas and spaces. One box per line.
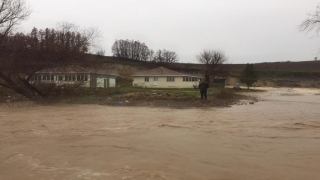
167, 77, 175, 82
183, 76, 198, 82
76, 74, 88, 81
66, 75, 73, 81
36, 74, 40, 81
58, 76, 63, 81
35, 74, 54, 81
42, 74, 49, 81
145, 77, 149, 82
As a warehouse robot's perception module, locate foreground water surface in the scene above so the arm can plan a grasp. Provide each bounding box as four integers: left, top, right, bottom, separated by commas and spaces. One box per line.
0, 88, 320, 180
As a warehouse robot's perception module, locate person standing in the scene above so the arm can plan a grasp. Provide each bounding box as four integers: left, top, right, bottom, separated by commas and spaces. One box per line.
198, 79, 209, 99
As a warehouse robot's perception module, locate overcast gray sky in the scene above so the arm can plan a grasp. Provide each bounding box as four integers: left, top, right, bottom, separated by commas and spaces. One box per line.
21, 0, 319, 64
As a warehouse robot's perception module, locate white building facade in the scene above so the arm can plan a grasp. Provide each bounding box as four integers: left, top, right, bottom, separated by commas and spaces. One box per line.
132, 67, 202, 88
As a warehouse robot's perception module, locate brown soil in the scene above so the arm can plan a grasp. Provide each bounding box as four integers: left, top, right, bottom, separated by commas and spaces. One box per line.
0, 87, 252, 108
95, 91, 249, 108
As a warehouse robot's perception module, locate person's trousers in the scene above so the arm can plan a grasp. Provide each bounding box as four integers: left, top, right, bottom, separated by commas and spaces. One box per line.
200, 89, 207, 99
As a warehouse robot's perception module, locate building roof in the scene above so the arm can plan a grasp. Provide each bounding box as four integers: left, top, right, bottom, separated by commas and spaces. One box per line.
37, 66, 118, 76
133, 67, 202, 78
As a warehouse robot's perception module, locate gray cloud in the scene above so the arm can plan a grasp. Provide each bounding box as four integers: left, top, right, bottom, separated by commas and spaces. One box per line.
21, 0, 319, 63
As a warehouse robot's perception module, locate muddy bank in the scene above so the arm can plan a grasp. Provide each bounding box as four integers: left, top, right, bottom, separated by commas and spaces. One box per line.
0, 89, 250, 108
97, 91, 249, 108
0, 88, 320, 180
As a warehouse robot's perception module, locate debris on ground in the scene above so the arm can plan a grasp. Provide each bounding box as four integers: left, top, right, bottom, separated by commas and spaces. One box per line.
97, 92, 252, 109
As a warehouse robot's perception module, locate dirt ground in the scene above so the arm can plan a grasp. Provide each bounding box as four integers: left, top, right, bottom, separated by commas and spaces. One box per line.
0, 88, 320, 180
96, 91, 248, 108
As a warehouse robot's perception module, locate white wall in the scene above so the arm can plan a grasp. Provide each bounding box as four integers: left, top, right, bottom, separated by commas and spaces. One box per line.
109, 78, 116, 87
96, 77, 105, 88
133, 76, 200, 88
97, 77, 116, 88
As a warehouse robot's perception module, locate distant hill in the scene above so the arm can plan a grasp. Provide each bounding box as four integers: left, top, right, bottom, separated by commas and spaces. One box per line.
98, 56, 319, 71
226, 61, 320, 72
95, 56, 320, 88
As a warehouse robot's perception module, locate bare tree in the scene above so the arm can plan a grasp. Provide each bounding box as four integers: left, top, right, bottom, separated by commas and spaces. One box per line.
111, 39, 178, 63
196, 50, 227, 82
153, 49, 179, 63
162, 49, 179, 63
0, 0, 31, 49
299, 5, 320, 36
153, 49, 164, 63
112, 39, 130, 59
56, 21, 79, 32
96, 49, 105, 58
140, 46, 151, 62
148, 49, 154, 61
111, 39, 152, 61
56, 22, 101, 53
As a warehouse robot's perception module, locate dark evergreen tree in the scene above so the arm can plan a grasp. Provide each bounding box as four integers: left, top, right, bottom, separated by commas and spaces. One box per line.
239, 64, 258, 89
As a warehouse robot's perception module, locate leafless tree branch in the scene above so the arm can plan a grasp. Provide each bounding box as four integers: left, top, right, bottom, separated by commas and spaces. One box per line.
196, 49, 228, 81
0, 0, 31, 48
299, 5, 320, 37
0, 26, 100, 103
111, 39, 153, 61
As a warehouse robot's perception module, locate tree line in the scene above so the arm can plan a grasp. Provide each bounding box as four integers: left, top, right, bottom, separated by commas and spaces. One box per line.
111, 39, 229, 83
111, 39, 179, 63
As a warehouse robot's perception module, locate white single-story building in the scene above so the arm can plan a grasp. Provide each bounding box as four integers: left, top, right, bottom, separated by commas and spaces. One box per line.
132, 67, 202, 88
31, 66, 117, 88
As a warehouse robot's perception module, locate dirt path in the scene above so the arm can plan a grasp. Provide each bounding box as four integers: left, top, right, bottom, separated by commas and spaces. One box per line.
0, 88, 320, 180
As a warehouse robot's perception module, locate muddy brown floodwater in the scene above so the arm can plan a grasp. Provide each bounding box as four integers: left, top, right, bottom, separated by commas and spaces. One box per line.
1, 88, 320, 180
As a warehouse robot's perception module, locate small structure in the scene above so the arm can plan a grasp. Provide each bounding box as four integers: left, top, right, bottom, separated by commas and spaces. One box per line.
233, 83, 241, 90
31, 66, 117, 88
212, 78, 227, 88
132, 67, 202, 88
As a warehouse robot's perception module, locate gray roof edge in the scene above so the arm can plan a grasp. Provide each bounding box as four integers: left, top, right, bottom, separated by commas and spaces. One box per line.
133, 75, 202, 78
36, 72, 117, 76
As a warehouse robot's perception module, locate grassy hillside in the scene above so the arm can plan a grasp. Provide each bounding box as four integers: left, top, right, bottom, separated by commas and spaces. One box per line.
99, 56, 319, 70
98, 56, 320, 74
95, 56, 320, 87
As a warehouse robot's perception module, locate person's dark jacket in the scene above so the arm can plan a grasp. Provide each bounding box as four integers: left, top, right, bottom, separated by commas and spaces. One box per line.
198, 82, 209, 90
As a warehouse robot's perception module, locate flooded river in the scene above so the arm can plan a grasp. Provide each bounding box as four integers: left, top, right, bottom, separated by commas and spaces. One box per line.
0, 88, 320, 180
